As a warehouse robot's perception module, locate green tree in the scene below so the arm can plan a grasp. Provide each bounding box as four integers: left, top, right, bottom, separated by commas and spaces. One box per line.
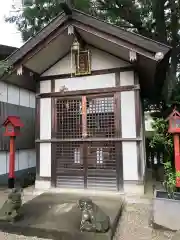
6, 0, 93, 41
96, 0, 180, 107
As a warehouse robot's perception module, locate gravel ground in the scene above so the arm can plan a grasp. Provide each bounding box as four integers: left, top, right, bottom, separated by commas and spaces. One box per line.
0, 198, 175, 240
114, 203, 174, 240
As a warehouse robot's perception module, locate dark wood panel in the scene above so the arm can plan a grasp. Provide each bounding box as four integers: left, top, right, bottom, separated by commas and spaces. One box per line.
36, 80, 40, 176
0, 102, 35, 151
54, 93, 123, 191
51, 79, 56, 187
114, 91, 123, 191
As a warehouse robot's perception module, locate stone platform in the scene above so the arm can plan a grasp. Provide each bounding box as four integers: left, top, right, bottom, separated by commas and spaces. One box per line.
0, 193, 123, 240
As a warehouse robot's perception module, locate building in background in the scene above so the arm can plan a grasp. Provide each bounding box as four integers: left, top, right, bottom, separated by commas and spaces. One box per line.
0, 44, 36, 185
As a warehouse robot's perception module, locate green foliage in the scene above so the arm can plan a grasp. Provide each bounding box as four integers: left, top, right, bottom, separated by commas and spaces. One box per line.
163, 161, 176, 198
149, 118, 173, 155
0, 60, 12, 76
163, 161, 180, 198
6, 0, 93, 41
149, 117, 180, 197
98, 0, 180, 103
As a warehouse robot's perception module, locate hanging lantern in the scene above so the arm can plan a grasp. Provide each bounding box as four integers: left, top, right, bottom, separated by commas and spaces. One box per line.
71, 38, 80, 77
71, 38, 80, 52
70, 37, 91, 77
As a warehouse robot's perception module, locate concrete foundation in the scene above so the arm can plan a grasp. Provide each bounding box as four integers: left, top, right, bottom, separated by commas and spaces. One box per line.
35, 179, 51, 190
0, 193, 123, 240
34, 180, 145, 196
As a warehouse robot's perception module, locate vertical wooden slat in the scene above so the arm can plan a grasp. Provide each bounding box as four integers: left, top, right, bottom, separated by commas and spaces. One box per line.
81, 96, 88, 188
134, 72, 143, 180
51, 79, 56, 187
83, 142, 88, 188
82, 96, 87, 138
115, 72, 123, 191
35, 79, 40, 177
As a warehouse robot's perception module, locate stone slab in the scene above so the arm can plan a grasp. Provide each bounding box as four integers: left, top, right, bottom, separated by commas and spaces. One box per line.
0, 193, 123, 240
152, 191, 180, 231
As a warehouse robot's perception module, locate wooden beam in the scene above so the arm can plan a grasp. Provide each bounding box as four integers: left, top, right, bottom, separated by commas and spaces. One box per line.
37, 85, 140, 99
60, 1, 73, 15
134, 72, 143, 181
73, 22, 156, 61
14, 22, 70, 68
35, 138, 142, 143
51, 79, 56, 187
23, 66, 40, 77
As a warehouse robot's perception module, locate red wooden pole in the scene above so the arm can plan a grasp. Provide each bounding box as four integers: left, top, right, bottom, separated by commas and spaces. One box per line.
174, 134, 180, 187
8, 136, 15, 188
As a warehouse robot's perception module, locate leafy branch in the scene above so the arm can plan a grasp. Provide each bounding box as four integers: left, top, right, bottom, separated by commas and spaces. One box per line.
149, 118, 173, 156
0, 60, 12, 76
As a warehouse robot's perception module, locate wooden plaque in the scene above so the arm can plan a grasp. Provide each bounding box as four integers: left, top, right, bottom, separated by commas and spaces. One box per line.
75, 50, 91, 76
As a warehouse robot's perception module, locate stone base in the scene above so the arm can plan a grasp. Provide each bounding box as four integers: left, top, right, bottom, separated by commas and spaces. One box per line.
34, 180, 145, 197
0, 193, 123, 240
35, 180, 51, 190
123, 181, 145, 196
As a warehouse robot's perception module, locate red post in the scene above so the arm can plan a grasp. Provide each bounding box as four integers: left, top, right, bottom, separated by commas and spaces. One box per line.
174, 134, 180, 187
8, 136, 15, 188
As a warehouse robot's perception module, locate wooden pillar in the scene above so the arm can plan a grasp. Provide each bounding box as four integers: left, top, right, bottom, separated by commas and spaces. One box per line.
174, 134, 180, 187
8, 136, 16, 188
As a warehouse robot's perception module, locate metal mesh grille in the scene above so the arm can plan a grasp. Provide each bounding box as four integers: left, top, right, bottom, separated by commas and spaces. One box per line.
55, 142, 84, 188
87, 142, 117, 191
86, 96, 115, 138
56, 98, 82, 139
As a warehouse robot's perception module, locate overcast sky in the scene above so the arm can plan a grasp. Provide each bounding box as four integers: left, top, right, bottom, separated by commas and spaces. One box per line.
0, 0, 23, 48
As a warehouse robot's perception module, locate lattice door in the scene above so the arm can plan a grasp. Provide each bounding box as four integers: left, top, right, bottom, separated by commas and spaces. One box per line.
54, 94, 120, 191
85, 96, 117, 191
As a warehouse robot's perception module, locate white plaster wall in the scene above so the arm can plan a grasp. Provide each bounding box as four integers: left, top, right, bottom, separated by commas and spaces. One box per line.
141, 108, 146, 177
40, 80, 51, 93
55, 73, 115, 92
90, 47, 131, 71
41, 47, 131, 77
120, 71, 134, 86
120, 70, 136, 138
122, 142, 138, 180
0, 81, 36, 108
0, 149, 36, 175
121, 91, 136, 138
40, 98, 51, 139
39, 143, 51, 177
